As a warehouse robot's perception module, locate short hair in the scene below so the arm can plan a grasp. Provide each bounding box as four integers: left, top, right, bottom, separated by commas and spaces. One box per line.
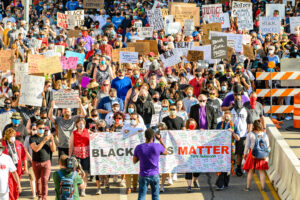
4, 128, 16, 141
109, 88, 117, 94
59, 155, 69, 167
36, 120, 45, 127
145, 128, 155, 140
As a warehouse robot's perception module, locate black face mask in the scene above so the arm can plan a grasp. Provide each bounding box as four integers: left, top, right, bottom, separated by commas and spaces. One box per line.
153, 97, 159, 102
98, 127, 105, 132
3, 82, 8, 87
195, 73, 201, 78
12, 95, 17, 101
234, 100, 243, 109
140, 96, 146, 101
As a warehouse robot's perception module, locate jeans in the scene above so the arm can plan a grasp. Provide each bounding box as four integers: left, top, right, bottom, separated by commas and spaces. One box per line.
138, 175, 160, 200
32, 160, 51, 200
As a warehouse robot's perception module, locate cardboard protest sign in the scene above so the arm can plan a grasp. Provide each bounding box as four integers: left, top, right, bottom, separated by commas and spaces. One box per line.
67, 30, 81, 38
202, 4, 222, 15
204, 13, 230, 29
127, 42, 150, 55
184, 20, 194, 36
57, 12, 68, 28
147, 9, 164, 31
37, 56, 62, 74
81, 76, 91, 88
161, 8, 169, 18
54, 45, 65, 54
192, 45, 217, 64
259, 17, 281, 34
112, 47, 135, 62
65, 10, 84, 27
136, 40, 159, 55
187, 50, 204, 62
137, 27, 154, 38
60, 56, 79, 70
242, 34, 251, 45
289, 17, 300, 33
160, 49, 181, 67
211, 36, 227, 59
243, 44, 255, 60
202, 23, 222, 45
209, 31, 243, 52
28, 54, 45, 74
169, 2, 196, 14
43, 50, 61, 58
14, 63, 28, 84
173, 6, 200, 26
90, 130, 232, 175
119, 52, 139, 63
0, 50, 14, 71
227, 47, 234, 61
29, 38, 42, 49
166, 22, 181, 35
266, 4, 285, 19
83, 0, 104, 9
19, 75, 45, 106
53, 90, 80, 108
232, 1, 253, 30
174, 42, 194, 57
65, 51, 85, 65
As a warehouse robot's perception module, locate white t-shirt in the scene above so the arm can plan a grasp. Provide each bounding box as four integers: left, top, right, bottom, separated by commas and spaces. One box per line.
0, 154, 17, 195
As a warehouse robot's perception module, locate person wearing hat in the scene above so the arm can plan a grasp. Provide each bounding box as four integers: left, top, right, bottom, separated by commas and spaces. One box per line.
111, 68, 133, 102
0, 142, 22, 200
105, 101, 123, 127
3, 112, 28, 143
221, 83, 250, 111
189, 67, 204, 98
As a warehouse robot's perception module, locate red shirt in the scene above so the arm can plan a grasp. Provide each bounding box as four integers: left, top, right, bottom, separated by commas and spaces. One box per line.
72, 129, 89, 159
55, 42, 68, 48
99, 44, 113, 59
189, 77, 204, 98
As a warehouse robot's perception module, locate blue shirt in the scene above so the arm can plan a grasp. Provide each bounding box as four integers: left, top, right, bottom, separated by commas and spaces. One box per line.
0, 108, 16, 115
112, 16, 124, 29
97, 96, 124, 119
66, 1, 79, 10
111, 77, 132, 102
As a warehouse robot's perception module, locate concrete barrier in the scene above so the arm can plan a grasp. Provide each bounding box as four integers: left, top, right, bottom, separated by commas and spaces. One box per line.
265, 118, 300, 200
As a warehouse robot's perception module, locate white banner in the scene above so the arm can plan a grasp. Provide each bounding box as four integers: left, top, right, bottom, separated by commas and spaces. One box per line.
232, 1, 253, 30
160, 49, 181, 67
65, 10, 84, 27
0, 112, 13, 133
19, 75, 45, 107
138, 27, 154, 38
202, 4, 223, 15
164, 15, 174, 27
259, 17, 281, 34
290, 17, 300, 33
204, 13, 230, 29
119, 52, 139, 63
90, 130, 232, 175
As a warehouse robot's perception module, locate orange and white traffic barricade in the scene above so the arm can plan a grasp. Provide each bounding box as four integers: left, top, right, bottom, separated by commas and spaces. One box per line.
256, 72, 300, 81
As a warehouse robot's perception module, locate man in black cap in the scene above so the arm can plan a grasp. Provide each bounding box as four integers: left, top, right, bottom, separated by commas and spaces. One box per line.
188, 67, 204, 98
3, 112, 28, 143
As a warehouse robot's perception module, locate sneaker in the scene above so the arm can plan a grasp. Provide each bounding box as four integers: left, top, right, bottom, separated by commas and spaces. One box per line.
172, 173, 177, 181
216, 186, 224, 191
160, 185, 165, 193
244, 187, 251, 192
187, 186, 192, 193
96, 189, 102, 195
167, 178, 173, 186
120, 179, 126, 187
80, 191, 86, 197
193, 181, 199, 188
105, 185, 110, 191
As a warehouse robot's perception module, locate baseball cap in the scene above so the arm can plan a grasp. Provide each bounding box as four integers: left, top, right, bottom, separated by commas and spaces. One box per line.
148, 52, 155, 57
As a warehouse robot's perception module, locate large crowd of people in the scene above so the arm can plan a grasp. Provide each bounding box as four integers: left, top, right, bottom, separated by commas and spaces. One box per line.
0, 0, 298, 199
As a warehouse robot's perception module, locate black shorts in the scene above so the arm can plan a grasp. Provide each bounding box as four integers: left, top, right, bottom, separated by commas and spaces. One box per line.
76, 157, 90, 173
235, 137, 247, 155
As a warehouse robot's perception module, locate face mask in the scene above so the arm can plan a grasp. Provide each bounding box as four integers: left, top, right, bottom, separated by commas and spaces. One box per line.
47, 87, 52, 92
78, 124, 85, 130
159, 82, 165, 87
102, 41, 107, 45
4, 103, 11, 109
118, 75, 124, 79
100, 60, 106, 65
35, 115, 40, 120
134, 74, 139, 79
140, 96, 146, 101
169, 110, 176, 116
153, 97, 159, 102
113, 107, 120, 112
61, 85, 67, 89
38, 129, 44, 134
109, 96, 116, 101
3, 82, 9, 87
209, 94, 215, 99
189, 124, 196, 130
221, 86, 227, 92
225, 116, 230, 122
250, 97, 257, 109
6, 25, 11, 29
199, 101, 206, 107
116, 119, 122, 124
268, 50, 274, 55
45, 22, 50, 26
130, 119, 137, 125
64, 113, 71, 118
180, 73, 186, 77
187, 92, 193, 97
234, 100, 243, 109
135, 82, 141, 87
139, 60, 143, 64
12, 119, 20, 125
195, 73, 201, 78
162, 107, 168, 111
32, 130, 37, 134
254, 45, 259, 50
128, 108, 134, 114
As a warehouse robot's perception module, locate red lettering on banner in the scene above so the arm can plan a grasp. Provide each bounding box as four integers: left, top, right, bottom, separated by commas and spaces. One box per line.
205, 146, 212, 154
178, 146, 188, 155
178, 146, 229, 155
197, 146, 204, 154
221, 146, 229, 154
213, 146, 220, 154
189, 146, 197, 155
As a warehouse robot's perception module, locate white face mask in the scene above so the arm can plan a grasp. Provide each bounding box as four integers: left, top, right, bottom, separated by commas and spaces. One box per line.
92, 117, 98, 121
78, 124, 85, 130
10, 137, 16, 143
113, 107, 120, 112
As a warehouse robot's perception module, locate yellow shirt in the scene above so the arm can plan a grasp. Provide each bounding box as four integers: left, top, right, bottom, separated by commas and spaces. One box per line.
3, 28, 11, 47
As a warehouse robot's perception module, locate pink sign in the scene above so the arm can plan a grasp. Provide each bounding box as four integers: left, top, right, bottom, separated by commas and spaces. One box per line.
60, 56, 78, 70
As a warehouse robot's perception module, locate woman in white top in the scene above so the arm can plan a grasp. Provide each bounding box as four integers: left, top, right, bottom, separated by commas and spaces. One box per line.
124, 103, 144, 126
243, 120, 270, 191
176, 99, 188, 122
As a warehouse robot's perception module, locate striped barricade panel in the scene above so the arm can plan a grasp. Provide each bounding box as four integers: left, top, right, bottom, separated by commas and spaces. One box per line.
263, 105, 294, 114
256, 89, 300, 97
256, 72, 300, 80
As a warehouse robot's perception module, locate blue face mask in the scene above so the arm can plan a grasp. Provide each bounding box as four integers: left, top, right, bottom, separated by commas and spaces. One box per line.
38, 129, 44, 134
100, 60, 106, 65
162, 107, 168, 111
35, 115, 40, 120
128, 108, 134, 114
12, 119, 20, 125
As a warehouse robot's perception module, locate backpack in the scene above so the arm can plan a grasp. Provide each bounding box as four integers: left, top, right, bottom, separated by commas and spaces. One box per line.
252, 133, 269, 159
58, 170, 77, 200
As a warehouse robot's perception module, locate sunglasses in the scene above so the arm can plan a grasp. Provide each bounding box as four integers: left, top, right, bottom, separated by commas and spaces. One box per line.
170, 109, 176, 111
92, 115, 98, 117
199, 100, 206, 102
116, 118, 122, 120
32, 129, 37, 131
103, 84, 109, 86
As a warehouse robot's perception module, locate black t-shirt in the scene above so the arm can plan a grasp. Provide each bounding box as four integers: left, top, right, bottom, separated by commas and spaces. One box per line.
3, 124, 28, 143
29, 134, 51, 162
162, 116, 184, 130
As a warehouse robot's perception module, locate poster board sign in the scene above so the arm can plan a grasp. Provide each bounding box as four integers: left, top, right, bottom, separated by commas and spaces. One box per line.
173, 6, 200, 26
136, 40, 158, 56
169, 2, 196, 14
174, 42, 194, 57
259, 17, 281, 34
209, 31, 243, 52
29, 38, 42, 49
137, 27, 154, 38
83, 0, 104, 9
0, 112, 13, 133
232, 1, 253, 30
266, 4, 285, 19
55, 45, 65, 54
14, 63, 28, 84
147, 8, 164, 31
227, 47, 234, 61
0, 50, 14, 71
184, 20, 194, 36
202, 23, 222, 45
164, 15, 174, 26
65, 51, 85, 65
204, 13, 230, 29
127, 42, 150, 55
242, 34, 251, 45
243, 44, 255, 60
90, 130, 231, 175
281, 58, 300, 87
187, 50, 204, 62
19, 75, 45, 106
289, 17, 300, 33
192, 45, 217, 64
53, 90, 80, 108
166, 22, 181, 35
202, 4, 222, 15
160, 49, 181, 67
112, 47, 135, 62
43, 50, 60, 58
28, 54, 45, 74
211, 36, 227, 59
65, 10, 84, 27
57, 12, 68, 29
37, 56, 62, 74
134, 21, 143, 28
119, 52, 139, 63
161, 8, 169, 18
67, 30, 81, 38
60, 56, 78, 70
